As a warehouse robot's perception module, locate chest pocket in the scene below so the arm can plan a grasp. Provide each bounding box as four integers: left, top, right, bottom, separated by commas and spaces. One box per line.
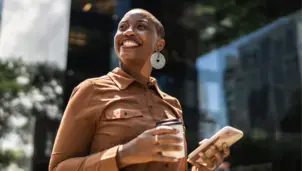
104, 108, 143, 120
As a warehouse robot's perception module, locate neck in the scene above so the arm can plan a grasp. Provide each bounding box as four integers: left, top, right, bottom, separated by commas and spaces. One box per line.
120, 62, 152, 85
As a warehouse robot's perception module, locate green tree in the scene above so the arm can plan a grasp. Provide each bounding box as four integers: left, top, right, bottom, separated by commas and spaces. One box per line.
179, 0, 300, 53
0, 58, 64, 170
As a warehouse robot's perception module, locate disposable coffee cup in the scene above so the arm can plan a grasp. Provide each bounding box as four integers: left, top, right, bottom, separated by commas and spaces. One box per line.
156, 119, 185, 158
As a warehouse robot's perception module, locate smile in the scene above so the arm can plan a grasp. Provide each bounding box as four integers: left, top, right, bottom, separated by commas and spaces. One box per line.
121, 40, 140, 48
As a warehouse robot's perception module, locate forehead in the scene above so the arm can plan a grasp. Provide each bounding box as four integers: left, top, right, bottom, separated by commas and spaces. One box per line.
120, 10, 152, 23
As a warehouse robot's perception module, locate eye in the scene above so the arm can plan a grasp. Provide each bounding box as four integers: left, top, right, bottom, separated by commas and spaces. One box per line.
118, 23, 128, 31
137, 23, 147, 30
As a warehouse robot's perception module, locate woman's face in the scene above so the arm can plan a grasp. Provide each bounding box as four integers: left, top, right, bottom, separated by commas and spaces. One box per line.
114, 9, 164, 66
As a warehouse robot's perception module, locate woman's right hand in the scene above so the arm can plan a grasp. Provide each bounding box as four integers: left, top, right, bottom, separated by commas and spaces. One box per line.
117, 126, 183, 168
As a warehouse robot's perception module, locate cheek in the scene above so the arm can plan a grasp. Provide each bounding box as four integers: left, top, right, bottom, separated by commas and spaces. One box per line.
141, 35, 156, 49
113, 35, 120, 53
145, 40, 157, 54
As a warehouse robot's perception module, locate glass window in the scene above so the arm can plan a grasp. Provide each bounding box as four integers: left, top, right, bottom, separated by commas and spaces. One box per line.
274, 37, 285, 57
285, 22, 297, 53
238, 46, 250, 70
284, 54, 300, 86
260, 37, 271, 65
271, 63, 284, 85
248, 71, 261, 89
259, 65, 269, 84
205, 82, 221, 112
272, 87, 286, 117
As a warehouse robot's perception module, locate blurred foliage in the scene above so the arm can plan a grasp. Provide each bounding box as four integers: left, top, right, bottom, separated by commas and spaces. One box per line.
201, 0, 271, 43
182, 0, 301, 53
0, 58, 64, 169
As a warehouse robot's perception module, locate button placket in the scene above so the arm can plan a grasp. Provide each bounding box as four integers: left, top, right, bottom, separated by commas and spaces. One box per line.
144, 85, 156, 122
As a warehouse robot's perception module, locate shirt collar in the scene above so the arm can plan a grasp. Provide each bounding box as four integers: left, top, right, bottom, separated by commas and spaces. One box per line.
108, 67, 165, 99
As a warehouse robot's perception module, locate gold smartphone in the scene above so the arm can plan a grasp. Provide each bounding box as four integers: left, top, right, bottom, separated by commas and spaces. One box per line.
188, 126, 244, 165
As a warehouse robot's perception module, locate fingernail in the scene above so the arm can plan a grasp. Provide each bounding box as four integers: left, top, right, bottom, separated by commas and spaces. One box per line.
223, 143, 228, 147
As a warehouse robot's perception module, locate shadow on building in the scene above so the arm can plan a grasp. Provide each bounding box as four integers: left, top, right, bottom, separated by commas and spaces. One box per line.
274, 88, 301, 171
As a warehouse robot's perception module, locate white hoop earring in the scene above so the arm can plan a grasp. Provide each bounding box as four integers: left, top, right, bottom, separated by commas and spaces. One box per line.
150, 52, 166, 69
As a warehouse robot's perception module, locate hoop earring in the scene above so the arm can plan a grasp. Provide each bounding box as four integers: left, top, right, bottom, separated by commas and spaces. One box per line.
150, 52, 166, 69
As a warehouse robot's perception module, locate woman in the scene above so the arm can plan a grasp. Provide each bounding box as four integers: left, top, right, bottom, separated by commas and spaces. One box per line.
49, 9, 230, 171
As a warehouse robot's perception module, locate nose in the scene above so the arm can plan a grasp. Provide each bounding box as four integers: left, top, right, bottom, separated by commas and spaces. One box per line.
123, 27, 135, 36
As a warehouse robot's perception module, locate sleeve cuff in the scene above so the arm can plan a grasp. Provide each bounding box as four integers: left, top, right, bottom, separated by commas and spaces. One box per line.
85, 145, 121, 171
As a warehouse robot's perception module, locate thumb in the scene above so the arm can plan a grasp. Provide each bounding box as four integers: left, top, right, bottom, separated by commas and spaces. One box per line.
198, 139, 209, 145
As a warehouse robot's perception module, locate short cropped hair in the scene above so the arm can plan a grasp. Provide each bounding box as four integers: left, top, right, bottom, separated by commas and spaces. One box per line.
128, 8, 165, 38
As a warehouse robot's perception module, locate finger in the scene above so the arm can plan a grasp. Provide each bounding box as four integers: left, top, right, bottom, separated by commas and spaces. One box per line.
157, 144, 183, 152
203, 145, 217, 159
222, 143, 230, 158
157, 135, 183, 144
206, 163, 217, 171
198, 139, 208, 145
213, 150, 223, 167
198, 152, 212, 167
191, 162, 205, 169
152, 153, 179, 163
198, 148, 218, 169
152, 126, 178, 135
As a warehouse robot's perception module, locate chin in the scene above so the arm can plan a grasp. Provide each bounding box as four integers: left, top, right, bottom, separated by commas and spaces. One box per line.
119, 53, 143, 66
119, 52, 137, 60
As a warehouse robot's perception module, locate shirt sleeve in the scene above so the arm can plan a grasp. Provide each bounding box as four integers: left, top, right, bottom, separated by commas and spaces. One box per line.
49, 80, 120, 171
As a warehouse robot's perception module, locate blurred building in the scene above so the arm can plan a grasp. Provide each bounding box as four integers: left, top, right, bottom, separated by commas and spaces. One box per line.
223, 55, 251, 133
234, 10, 301, 132
224, 10, 301, 134
197, 10, 301, 170
196, 53, 229, 139
64, 3, 114, 105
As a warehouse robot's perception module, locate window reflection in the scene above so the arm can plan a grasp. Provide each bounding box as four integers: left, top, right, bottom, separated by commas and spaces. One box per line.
71, 0, 116, 14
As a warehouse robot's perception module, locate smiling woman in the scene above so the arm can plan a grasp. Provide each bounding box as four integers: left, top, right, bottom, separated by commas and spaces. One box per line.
114, 9, 165, 77
48, 8, 231, 171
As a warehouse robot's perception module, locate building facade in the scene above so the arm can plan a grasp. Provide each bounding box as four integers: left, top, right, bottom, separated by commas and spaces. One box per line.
196, 53, 229, 139
226, 11, 302, 134
223, 55, 251, 133
223, 10, 301, 170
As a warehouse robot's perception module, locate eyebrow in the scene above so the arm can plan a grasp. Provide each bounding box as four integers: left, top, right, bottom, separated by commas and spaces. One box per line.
137, 19, 149, 23
120, 18, 149, 24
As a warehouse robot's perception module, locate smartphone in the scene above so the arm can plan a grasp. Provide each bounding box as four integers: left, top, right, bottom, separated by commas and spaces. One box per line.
188, 126, 243, 165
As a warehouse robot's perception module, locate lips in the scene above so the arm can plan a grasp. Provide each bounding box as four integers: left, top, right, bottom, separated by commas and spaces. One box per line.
123, 40, 139, 47
120, 38, 141, 48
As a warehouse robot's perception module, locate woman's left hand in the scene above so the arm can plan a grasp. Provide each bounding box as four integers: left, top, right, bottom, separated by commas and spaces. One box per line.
193, 139, 230, 171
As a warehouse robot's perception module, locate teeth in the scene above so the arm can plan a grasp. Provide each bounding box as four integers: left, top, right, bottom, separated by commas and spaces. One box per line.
123, 40, 139, 47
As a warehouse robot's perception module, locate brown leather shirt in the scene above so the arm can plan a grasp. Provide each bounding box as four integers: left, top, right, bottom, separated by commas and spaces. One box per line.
49, 67, 200, 171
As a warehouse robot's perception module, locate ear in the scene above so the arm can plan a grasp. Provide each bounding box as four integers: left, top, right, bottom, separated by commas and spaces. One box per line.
157, 39, 165, 51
